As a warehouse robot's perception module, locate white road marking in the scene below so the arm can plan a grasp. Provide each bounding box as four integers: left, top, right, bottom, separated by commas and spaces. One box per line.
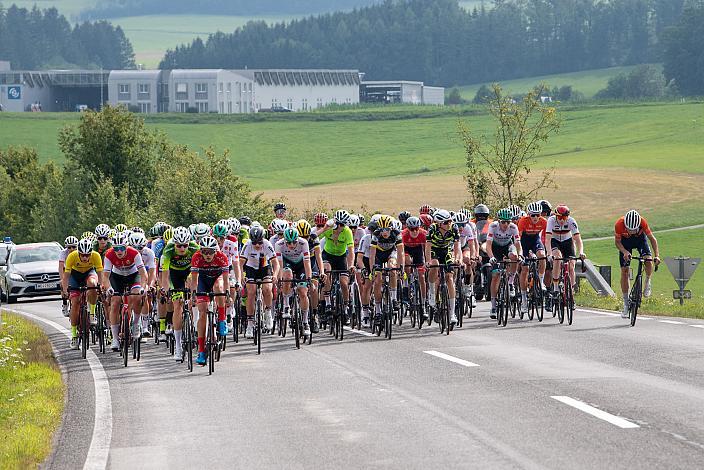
689, 325, 704, 329
343, 326, 375, 337
658, 320, 685, 325
577, 308, 621, 317
423, 350, 480, 367
8, 309, 113, 469
551, 396, 639, 429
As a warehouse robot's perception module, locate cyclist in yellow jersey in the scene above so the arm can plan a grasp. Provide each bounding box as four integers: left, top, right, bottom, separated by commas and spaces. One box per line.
62, 239, 103, 350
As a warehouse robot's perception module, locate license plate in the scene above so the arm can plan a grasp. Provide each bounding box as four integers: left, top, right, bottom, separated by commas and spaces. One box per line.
36, 283, 57, 290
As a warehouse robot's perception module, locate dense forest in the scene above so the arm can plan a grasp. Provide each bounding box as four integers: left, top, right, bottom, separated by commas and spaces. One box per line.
161, 0, 687, 86
0, 4, 134, 69
83, 0, 380, 19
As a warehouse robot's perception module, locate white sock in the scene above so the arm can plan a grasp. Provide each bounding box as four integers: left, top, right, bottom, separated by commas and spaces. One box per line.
623, 293, 629, 304
491, 298, 496, 309
302, 310, 309, 324
375, 303, 381, 314
111, 325, 119, 343
174, 329, 182, 349
521, 291, 527, 302
390, 289, 397, 300
449, 298, 456, 315
428, 285, 436, 306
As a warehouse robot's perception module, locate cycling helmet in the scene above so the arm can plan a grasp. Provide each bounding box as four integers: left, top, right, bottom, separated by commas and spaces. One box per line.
509, 205, 522, 219
348, 214, 360, 228
540, 200, 552, 215
212, 222, 229, 238
95, 224, 111, 238
295, 220, 312, 238
148, 226, 158, 238
313, 212, 328, 226
251, 221, 262, 228
274, 202, 287, 212
130, 226, 144, 234
458, 208, 472, 219
624, 210, 641, 231
82, 231, 96, 242
129, 232, 147, 250
527, 202, 542, 215
77, 238, 93, 255
334, 210, 351, 226
217, 219, 230, 230
406, 216, 421, 229
367, 215, 380, 232
419, 213, 433, 228
283, 227, 299, 243
171, 226, 190, 245
188, 224, 197, 236
163, 228, 174, 244
199, 236, 219, 251
249, 226, 265, 243
357, 214, 366, 226
271, 218, 289, 234
453, 211, 469, 225
238, 216, 252, 227
392, 219, 402, 232
193, 223, 210, 240
155, 223, 168, 237
229, 218, 241, 235
419, 204, 432, 215
112, 231, 128, 247
64, 235, 79, 247
398, 211, 411, 224
554, 204, 570, 217
377, 215, 393, 229
433, 209, 452, 223
114, 223, 128, 233
497, 208, 512, 221
474, 204, 490, 216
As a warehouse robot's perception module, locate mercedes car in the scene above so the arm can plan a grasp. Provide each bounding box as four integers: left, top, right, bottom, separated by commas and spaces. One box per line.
0, 242, 62, 303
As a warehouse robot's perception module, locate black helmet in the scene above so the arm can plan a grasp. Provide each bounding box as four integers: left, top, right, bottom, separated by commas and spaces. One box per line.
249, 226, 264, 242
540, 200, 552, 215
274, 202, 286, 212
239, 216, 252, 227
474, 204, 490, 216
398, 211, 411, 223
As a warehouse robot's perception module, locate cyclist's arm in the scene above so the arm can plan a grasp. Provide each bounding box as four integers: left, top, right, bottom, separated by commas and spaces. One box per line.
314, 245, 324, 277
369, 245, 377, 273
396, 243, 405, 270
573, 233, 585, 258
514, 238, 522, 257
544, 232, 553, 253
346, 245, 354, 271
647, 233, 660, 260
614, 237, 629, 257
232, 256, 242, 286
271, 256, 280, 280
304, 257, 313, 281
424, 240, 431, 264
138, 266, 148, 290
452, 239, 461, 262
485, 241, 494, 259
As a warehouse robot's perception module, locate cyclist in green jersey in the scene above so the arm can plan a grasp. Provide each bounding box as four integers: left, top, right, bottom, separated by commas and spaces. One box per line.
319, 210, 355, 312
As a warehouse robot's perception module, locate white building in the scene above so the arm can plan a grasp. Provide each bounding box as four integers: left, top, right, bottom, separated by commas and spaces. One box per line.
360, 80, 445, 105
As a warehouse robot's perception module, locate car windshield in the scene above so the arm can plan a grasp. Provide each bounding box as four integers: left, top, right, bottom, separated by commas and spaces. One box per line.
0, 246, 8, 263
10, 246, 60, 264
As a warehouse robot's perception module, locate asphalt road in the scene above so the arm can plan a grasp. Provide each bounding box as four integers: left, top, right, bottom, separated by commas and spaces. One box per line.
9, 297, 704, 470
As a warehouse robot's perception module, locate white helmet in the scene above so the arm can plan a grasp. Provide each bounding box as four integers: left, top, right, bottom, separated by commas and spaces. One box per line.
348, 214, 360, 228
129, 232, 147, 249
624, 210, 641, 231
64, 235, 79, 247
433, 209, 452, 223
334, 210, 351, 226
172, 226, 192, 245
95, 224, 111, 238
527, 202, 542, 215
188, 224, 197, 236
112, 231, 129, 247
392, 219, 402, 232
406, 216, 421, 229
271, 218, 289, 234
199, 236, 219, 251
77, 238, 93, 255
193, 223, 210, 240
229, 218, 241, 234
453, 211, 468, 224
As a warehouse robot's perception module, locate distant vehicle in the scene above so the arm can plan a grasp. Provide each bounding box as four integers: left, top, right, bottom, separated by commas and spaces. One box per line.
259, 106, 293, 113
0, 242, 62, 303
75, 104, 89, 112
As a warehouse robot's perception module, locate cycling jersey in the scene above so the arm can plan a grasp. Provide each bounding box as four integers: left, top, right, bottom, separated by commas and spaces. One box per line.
401, 228, 427, 248
517, 216, 547, 237
64, 250, 103, 273
546, 216, 580, 242
614, 216, 652, 241
319, 224, 354, 257
160, 241, 200, 271
486, 221, 519, 247
104, 247, 144, 276
221, 238, 240, 266
357, 233, 372, 258
473, 218, 493, 244
269, 234, 283, 246
274, 238, 310, 263
240, 239, 276, 269
152, 238, 165, 260
353, 227, 366, 250
458, 223, 477, 247
191, 251, 230, 278
59, 248, 72, 263
371, 229, 402, 252
427, 224, 460, 250
92, 241, 112, 261
140, 246, 156, 270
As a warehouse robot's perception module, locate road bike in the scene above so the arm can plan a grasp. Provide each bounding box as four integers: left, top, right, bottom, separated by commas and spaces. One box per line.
551, 256, 584, 326
112, 290, 144, 367
427, 263, 459, 335
68, 285, 101, 359
491, 260, 518, 327
247, 279, 272, 355
626, 256, 658, 327
194, 291, 228, 375
277, 278, 308, 349
524, 256, 546, 322
324, 270, 349, 341
372, 266, 401, 339
406, 265, 425, 329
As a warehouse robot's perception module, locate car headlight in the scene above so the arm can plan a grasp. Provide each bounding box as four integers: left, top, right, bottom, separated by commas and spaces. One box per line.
9, 272, 25, 282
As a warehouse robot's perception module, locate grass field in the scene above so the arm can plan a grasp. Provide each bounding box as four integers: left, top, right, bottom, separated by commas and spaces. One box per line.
453, 65, 659, 100
1, 100, 703, 235
0, 312, 63, 469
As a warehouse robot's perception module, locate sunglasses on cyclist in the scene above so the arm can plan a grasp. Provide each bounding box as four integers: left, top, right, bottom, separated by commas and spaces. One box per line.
409, 227, 419, 231
97, 236, 108, 241
499, 220, 510, 224
252, 241, 263, 246
78, 253, 91, 258
456, 223, 466, 228
175, 243, 189, 249
67, 245, 77, 250
530, 214, 539, 218
441, 220, 451, 225
113, 245, 127, 252
201, 249, 216, 256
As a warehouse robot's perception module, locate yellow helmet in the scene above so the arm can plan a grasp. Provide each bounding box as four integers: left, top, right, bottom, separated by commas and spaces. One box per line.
295, 219, 312, 238
114, 223, 128, 233
377, 215, 393, 229
163, 228, 174, 243
81, 231, 95, 241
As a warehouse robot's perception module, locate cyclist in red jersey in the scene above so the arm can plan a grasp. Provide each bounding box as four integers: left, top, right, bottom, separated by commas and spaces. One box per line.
518, 202, 548, 314
191, 236, 231, 366
402, 216, 428, 318
614, 210, 660, 318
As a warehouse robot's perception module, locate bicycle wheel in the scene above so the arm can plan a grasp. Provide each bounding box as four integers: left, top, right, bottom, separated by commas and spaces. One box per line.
80, 303, 88, 359
256, 304, 262, 355
207, 312, 215, 375
565, 280, 574, 326
410, 278, 418, 329
456, 275, 465, 328
440, 282, 450, 335
184, 311, 193, 372
135, 322, 141, 361
557, 291, 565, 324
501, 277, 509, 327
496, 278, 504, 326
97, 307, 106, 354
122, 310, 129, 367
384, 285, 393, 339
629, 274, 641, 327
535, 282, 544, 322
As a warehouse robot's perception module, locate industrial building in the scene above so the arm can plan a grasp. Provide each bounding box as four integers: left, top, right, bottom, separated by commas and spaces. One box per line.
1, 66, 443, 113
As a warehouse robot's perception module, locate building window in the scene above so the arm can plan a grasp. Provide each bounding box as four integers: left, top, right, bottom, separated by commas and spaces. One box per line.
218, 83, 223, 93
175, 82, 188, 100
118, 84, 130, 101
287, 98, 293, 110
138, 83, 150, 94
227, 82, 231, 93
139, 102, 151, 113
219, 102, 224, 113
176, 102, 187, 113
197, 102, 208, 113
195, 83, 208, 100
302, 99, 308, 111
317, 98, 323, 108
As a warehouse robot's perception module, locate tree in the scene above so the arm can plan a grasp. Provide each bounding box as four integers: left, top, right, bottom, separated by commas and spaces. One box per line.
458, 84, 561, 209
447, 88, 464, 105
594, 65, 665, 99
473, 84, 492, 104
662, 1, 704, 96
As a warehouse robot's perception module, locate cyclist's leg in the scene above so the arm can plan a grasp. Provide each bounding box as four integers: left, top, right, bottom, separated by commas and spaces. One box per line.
85, 272, 99, 322
427, 257, 440, 308
372, 268, 383, 320
67, 272, 84, 343
108, 273, 124, 349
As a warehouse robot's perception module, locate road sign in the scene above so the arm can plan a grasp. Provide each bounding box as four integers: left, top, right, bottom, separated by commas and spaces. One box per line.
673, 290, 692, 300
7, 86, 20, 99
664, 257, 700, 304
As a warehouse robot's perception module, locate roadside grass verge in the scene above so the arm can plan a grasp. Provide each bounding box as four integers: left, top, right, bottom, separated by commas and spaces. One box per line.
576, 290, 704, 320
0, 313, 63, 470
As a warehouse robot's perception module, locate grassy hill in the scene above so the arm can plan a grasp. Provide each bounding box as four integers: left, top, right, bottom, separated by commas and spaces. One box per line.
453, 65, 662, 100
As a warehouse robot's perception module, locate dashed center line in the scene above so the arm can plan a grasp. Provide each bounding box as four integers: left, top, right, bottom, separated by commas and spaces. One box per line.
690, 325, 704, 329
423, 350, 480, 367
343, 326, 375, 337
659, 320, 685, 325
551, 396, 639, 429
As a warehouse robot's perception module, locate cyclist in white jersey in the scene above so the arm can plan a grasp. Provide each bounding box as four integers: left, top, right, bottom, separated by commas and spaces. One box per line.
269, 218, 289, 246
454, 211, 478, 305
129, 232, 157, 336
485, 209, 522, 319
213, 222, 242, 331
545, 204, 585, 305
355, 228, 374, 324
240, 226, 279, 335
275, 228, 313, 337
